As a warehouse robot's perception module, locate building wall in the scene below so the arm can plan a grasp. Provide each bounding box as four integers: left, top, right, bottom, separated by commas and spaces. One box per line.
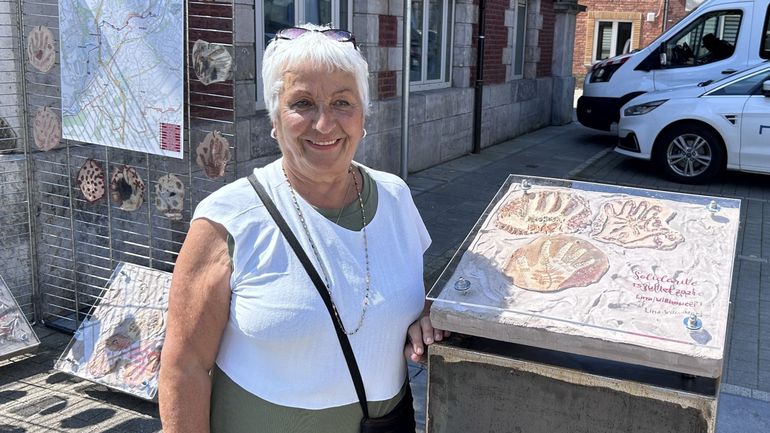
573, 0, 690, 80
538, 0, 554, 77
233, 0, 566, 176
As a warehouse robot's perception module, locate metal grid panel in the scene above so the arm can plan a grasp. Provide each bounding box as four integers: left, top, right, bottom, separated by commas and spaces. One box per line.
19, 0, 237, 332
0, 0, 35, 323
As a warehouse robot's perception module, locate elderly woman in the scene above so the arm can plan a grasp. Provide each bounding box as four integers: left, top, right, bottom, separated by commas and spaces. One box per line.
159, 24, 445, 433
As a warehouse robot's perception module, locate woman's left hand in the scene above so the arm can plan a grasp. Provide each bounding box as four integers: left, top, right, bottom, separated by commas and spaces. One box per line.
404, 315, 450, 363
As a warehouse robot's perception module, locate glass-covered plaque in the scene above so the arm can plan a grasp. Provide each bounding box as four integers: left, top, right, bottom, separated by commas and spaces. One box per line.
0, 274, 40, 360
428, 175, 740, 378
55, 262, 171, 400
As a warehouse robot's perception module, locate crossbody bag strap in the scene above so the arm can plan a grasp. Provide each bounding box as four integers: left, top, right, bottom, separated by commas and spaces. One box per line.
247, 173, 370, 419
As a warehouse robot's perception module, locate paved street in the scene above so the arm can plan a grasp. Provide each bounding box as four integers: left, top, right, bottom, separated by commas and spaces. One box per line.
2, 121, 769, 432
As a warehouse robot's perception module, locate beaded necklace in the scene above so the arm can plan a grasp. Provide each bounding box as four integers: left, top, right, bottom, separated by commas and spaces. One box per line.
283, 165, 371, 335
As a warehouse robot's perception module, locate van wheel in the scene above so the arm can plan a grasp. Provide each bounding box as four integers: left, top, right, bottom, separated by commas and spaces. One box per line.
653, 124, 724, 184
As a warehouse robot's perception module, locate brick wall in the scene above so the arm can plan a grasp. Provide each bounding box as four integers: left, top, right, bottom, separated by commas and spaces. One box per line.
537, 0, 554, 77
481, 0, 508, 84
379, 14, 397, 47
378, 70, 397, 99
377, 14, 398, 99
573, 0, 689, 79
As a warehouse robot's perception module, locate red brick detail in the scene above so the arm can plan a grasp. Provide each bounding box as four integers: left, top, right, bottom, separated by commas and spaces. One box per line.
378, 70, 397, 100
572, 0, 689, 79
379, 15, 397, 47
480, 0, 507, 84
538, 0, 555, 77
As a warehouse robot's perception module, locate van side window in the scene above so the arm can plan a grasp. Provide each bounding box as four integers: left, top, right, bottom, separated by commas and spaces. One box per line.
664, 10, 742, 68
761, 5, 770, 59
709, 72, 770, 96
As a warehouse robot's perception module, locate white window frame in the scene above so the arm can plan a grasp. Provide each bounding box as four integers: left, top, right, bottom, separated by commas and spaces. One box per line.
510, 0, 528, 80
410, 0, 454, 92
255, 1, 353, 111
592, 20, 633, 63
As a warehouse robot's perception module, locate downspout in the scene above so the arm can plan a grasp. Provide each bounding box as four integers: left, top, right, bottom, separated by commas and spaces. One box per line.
472, 0, 487, 154
400, 0, 412, 180
662, 0, 670, 31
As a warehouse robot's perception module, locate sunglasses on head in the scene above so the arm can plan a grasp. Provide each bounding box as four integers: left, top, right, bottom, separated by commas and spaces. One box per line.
273, 27, 358, 49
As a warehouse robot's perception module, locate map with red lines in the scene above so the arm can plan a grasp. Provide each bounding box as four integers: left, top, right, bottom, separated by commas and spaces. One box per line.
59, 0, 184, 158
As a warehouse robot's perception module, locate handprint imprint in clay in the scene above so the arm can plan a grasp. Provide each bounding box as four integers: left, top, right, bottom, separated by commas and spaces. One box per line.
504, 234, 609, 292
591, 198, 684, 250
496, 190, 591, 235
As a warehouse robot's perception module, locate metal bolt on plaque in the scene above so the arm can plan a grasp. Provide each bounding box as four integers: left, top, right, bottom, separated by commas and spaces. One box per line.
684, 312, 702, 331
707, 200, 721, 214
520, 179, 531, 193
454, 277, 471, 295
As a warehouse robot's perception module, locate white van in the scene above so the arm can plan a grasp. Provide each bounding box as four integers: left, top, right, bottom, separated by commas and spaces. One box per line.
577, 0, 770, 131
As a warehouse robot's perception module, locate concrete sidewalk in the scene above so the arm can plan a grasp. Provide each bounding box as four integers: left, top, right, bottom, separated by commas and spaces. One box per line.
1, 122, 768, 432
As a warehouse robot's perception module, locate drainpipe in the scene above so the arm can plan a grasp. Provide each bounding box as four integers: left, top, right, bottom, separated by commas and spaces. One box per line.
472, 0, 487, 154
663, 0, 670, 31
400, 0, 412, 180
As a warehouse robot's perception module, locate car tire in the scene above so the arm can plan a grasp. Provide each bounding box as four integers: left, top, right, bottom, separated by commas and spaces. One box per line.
653, 124, 725, 184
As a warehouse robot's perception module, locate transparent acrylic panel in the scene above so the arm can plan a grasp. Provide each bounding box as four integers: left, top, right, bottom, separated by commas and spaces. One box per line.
428, 175, 741, 378
55, 262, 172, 400
0, 274, 40, 361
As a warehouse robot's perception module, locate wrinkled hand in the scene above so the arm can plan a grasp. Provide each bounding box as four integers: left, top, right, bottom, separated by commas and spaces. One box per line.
404, 315, 450, 363
591, 198, 684, 250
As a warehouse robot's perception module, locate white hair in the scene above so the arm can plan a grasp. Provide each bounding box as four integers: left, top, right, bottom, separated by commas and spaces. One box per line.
261, 23, 370, 122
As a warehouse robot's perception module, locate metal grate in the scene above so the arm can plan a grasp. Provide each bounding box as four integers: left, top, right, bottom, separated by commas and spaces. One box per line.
0, 0, 36, 323
16, 0, 237, 332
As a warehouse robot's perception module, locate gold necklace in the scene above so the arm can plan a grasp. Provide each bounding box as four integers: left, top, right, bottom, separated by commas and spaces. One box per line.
283, 165, 371, 335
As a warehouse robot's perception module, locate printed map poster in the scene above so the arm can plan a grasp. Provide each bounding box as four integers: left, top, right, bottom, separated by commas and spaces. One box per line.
59, 1, 184, 158
429, 175, 741, 378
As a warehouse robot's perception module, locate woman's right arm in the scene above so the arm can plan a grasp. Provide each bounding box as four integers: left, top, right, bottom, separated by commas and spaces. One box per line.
159, 218, 233, 433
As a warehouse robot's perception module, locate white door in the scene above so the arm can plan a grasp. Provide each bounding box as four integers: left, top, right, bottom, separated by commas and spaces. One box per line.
740, 95, 770, 173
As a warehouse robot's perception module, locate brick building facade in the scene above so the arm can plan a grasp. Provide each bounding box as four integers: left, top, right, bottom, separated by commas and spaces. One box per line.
573, 0, 701, 81
0, 0, 586, 331
229, 0, 583, 175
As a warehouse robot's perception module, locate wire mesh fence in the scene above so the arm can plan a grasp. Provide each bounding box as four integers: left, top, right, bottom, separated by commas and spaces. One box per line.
6, 0, 237, 332
0, 0, 35, 323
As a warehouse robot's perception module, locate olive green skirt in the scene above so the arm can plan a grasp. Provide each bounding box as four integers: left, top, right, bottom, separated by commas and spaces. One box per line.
210, 365, 408, 433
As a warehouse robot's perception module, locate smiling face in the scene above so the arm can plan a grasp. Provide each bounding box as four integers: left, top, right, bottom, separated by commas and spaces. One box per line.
273, 64, 364, 183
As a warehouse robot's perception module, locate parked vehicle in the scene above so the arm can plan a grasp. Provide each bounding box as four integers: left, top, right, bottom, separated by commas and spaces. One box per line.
578, 0, 770, 132
615, 61, 770, 183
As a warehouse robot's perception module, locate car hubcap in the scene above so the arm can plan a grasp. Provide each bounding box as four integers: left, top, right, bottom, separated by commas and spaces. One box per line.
666, 134, 712, 177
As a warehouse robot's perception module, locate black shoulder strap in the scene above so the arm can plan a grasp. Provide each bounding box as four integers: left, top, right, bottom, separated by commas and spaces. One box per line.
247, 173, 370, 419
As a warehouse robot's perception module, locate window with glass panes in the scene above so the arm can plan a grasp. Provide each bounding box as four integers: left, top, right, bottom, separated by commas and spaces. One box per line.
512, 0, 527, 78
255, 1, 352, 108
593, 21, 632, 62
410, 0, 452, 89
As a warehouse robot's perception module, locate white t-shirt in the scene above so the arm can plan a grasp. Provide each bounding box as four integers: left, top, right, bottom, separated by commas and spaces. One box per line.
192, 159, 431, 409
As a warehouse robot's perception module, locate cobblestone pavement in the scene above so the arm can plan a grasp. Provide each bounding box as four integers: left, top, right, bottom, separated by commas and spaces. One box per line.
1, 122, 768, 432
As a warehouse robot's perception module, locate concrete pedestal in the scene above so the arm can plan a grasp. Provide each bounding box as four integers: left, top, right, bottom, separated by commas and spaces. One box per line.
427, 336, 718, 433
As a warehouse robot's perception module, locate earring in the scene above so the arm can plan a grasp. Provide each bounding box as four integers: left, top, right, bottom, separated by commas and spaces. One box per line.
362, 129, 367, 139
270, 128, 277, 140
